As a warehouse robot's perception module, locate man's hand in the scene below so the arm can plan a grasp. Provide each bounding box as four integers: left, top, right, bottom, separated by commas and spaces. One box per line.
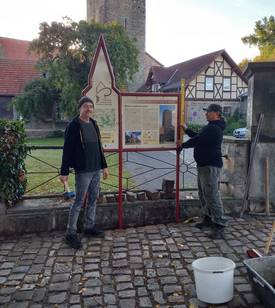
60, 175, 68, 184
177, 144, 183, 154
180, 123, 188, 130
102, 168, 109, 180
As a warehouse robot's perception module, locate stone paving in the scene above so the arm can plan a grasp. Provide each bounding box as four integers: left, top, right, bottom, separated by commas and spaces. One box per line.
0, 216, 274, 308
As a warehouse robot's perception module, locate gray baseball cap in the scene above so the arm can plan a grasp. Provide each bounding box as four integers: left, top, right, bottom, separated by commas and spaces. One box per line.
203, 103, 222, 113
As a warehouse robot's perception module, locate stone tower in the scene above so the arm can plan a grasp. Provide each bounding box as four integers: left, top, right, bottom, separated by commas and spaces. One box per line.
87, 0, 146, 91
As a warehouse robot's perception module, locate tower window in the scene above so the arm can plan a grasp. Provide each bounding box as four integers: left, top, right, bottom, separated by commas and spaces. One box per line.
124, 18, 127, 29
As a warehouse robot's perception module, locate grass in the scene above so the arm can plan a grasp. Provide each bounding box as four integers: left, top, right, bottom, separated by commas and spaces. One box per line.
25, 138, 132, 195
27, 137, 64, 146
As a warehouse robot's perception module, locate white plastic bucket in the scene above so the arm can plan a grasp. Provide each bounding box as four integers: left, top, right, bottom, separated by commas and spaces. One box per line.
192, 257, 236, 304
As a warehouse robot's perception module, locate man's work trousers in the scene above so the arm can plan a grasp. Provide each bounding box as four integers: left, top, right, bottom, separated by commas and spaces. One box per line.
67, 170, 101, 235
197, 166, 227, 227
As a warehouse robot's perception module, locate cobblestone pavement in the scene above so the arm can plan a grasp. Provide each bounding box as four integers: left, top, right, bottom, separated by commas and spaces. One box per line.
0, 216, 274, 308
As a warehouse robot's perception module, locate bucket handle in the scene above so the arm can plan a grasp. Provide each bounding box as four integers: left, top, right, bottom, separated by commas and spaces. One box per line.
212, 271, 224, 274
253, 277, 264, 288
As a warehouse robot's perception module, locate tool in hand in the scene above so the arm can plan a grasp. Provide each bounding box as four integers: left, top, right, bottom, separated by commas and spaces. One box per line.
63, 181, 76, 200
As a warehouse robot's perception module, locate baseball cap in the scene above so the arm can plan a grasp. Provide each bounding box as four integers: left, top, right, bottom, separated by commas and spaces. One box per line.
203, 103, 222, 113
78, 96, 94, 109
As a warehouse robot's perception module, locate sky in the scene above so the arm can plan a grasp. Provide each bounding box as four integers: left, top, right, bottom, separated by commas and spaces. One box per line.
0, 0, 274, 66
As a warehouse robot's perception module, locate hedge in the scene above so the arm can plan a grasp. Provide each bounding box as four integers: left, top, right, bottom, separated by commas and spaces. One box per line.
0, 120, 27, 206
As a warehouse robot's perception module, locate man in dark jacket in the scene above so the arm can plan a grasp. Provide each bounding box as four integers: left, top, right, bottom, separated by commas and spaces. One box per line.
178, 103, 227, 239
60, 96, 109, 249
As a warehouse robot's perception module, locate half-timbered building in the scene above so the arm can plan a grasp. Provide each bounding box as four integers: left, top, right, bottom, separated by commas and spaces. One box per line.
142, 49, 248, 124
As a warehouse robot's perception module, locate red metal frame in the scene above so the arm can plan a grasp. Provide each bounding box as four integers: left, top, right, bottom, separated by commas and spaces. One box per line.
176, 92, 181, 223
118, 94, 123, 228
82, 35, 181, 228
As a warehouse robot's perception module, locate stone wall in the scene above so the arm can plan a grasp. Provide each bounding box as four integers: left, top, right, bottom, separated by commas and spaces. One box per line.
245, 63, 275, 142
243, 62, 275, 211
25, 120, 67, 138
222, 137, 275, 213
26, 129, 64, 139
0, 198, 242, 235
249, 143, 275, 209
221, 137, 249, 199
186, 100, 240, 125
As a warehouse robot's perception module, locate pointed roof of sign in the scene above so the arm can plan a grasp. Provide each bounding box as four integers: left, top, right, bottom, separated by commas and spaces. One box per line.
82, 34, 119, 95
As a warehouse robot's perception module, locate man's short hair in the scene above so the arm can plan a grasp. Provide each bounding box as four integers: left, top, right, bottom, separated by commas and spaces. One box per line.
203, 103, 222, 114
78, 96, 94, 109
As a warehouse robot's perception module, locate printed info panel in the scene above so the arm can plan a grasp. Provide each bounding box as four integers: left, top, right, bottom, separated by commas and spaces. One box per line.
122, 95, 179, 149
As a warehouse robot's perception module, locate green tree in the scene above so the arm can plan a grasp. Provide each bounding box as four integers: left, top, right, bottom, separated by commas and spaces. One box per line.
238, 58, 250, 71
28, 18, 138, 117
242, 15, 275, 61
12, 77, 60, 120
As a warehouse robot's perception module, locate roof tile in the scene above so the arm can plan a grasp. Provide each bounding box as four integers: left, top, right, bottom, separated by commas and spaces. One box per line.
0, 59, 40, 95
0, 37, 37, 60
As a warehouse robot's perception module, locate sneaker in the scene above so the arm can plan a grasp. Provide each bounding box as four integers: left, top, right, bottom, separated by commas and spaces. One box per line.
65, 233, 82, 249
208, 224, 225, 239
195, 216, 213, 230
84, 227, 105, 238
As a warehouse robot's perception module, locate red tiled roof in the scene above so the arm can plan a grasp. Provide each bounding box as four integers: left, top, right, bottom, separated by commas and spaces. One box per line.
0, 59, 40, 95
145, 49, 247, 92
0, 37, 37, 61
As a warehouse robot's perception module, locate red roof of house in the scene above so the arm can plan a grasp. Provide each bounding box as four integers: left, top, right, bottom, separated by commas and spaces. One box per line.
0, 37, 37, 61
0, 37, 40, 95
0, 58, 40, 95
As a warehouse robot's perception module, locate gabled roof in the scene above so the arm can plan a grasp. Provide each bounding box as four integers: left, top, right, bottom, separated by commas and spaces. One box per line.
0, 37, 37, 61
0, 37, 40, 96
145, 49, 247, 92
0, 59, 40, 95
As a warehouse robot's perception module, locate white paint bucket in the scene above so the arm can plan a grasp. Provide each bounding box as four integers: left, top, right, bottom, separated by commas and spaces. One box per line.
192, 257, 235, 304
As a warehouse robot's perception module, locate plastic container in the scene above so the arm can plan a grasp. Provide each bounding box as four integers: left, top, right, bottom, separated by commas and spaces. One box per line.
244, 256, 275, 308
192, 257, 235, 304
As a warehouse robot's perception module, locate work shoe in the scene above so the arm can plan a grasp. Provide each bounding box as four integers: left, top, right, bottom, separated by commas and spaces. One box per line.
208, 224, 225, 239
65, 233, 82, 249
195, 216, 213, 230
84, 227, 105, 238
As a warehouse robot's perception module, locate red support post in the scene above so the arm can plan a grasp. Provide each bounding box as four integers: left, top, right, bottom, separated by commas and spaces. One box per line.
118, 94, 123, 228
175, 92, 181, 223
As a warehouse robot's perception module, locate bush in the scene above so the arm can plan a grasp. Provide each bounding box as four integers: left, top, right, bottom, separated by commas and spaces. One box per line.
0, 120, 28, 205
